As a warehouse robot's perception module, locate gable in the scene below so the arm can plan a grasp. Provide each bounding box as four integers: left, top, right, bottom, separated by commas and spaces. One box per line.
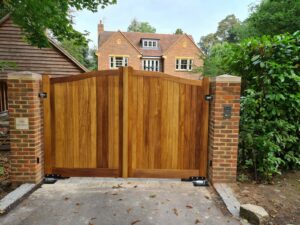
165, 35, 202, 57
99, 31, 141, 56
0, 16, 88, 78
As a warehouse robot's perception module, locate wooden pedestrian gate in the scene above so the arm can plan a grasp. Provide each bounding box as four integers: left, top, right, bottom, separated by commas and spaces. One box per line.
43, 67, 210, 178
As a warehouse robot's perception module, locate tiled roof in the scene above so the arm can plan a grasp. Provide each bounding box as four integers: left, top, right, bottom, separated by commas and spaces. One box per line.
99, 31, 194, 57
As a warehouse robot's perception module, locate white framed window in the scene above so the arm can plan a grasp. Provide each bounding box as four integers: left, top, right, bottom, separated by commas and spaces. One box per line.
142, 40, 159, 49
109, 56, 128, 69
143, 59, 160, 71
175, 58, 193, 71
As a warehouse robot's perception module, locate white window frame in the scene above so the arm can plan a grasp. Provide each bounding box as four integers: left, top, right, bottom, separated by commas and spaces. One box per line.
175, 58, 193, 71
142, 40, 159, 49
109, 56, 128, 69
142, 59, 160, 71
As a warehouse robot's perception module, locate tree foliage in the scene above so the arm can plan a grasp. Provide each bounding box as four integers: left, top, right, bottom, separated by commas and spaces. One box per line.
0, 0, 116, 48
199, 33, 217, 55
198, 1, 300, 181
215, 14, 240, 42
197, 42, 233, 76
127, 18, 156, 33
245, 0, 300, 37
221, 32, 300, 180
199, 14, 240, 54
174, 28, 183, 35
60, 39, 97, 70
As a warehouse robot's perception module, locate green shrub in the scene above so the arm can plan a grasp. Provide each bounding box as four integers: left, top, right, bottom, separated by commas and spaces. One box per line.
224, 32, 300, 181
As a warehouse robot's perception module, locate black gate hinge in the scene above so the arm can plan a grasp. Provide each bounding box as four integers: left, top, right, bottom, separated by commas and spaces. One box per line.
38, 92, 47, 98
205, 95, 213, 101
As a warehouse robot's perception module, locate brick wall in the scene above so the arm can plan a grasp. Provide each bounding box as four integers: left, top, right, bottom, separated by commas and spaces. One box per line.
7, 72, 43, 184
98, 32, 141, 70
164, 35, 203, 79
208, 75, 241, 183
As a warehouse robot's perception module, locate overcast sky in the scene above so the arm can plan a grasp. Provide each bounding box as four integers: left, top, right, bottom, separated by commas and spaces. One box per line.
73, 0, 259, 47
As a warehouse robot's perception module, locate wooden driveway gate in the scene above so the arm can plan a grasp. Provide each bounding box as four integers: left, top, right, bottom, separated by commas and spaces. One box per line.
43, 68, 210, 178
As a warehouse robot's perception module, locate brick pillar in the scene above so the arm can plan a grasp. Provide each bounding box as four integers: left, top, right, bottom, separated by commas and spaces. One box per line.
208, 75, 241, 183
7, 72, 43, 184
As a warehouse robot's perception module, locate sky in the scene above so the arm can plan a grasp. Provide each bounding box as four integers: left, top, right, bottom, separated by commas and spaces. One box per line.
73, 0, 259, 48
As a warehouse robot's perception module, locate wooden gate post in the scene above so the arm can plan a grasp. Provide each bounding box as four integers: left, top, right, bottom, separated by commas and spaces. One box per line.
208, 75, 241, 183
42, 75, 52, 175
199, 77, 210, 177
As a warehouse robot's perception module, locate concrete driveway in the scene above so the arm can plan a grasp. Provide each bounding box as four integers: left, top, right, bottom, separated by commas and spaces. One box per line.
0, 178, 241, 225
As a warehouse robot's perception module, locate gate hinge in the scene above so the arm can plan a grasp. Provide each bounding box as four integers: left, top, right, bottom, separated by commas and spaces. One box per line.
38, 92, 47, 98
205, 95, 213, 101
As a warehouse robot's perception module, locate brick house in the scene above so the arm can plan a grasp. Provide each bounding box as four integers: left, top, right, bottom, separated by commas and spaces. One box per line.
97, 21, 203, 79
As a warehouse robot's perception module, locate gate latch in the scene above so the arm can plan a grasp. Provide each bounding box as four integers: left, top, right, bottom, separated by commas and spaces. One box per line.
205, 95, 213, 101
38, 92, 47, 98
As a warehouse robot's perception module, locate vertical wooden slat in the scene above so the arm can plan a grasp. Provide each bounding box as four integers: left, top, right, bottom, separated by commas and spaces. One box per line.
171, 83, 179, 169
195, 87, 202, 169
53, 83, 67, 168
189, 86, 197, 169
128, 72, 138, 175
178, 84, 185, 169
143, 77, 150, 169
72, 81, 79, 168
90, 78, 97, 168
97, 76, 109, 168
199, 77, 210, 176
65, 82, 74, 168
184, 85, 191, 169
122, 67, 129, 178
113, 75, 120, 169
160, 80, 168, 169
108, 76, 115, 168
118, 68, 123, 176
42, 75, 52, 174
136, 76, 144, 169
153, 78, 162, 169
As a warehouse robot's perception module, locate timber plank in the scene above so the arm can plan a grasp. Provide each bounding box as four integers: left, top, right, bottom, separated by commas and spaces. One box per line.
160, 80, 169, 169
136, 76, 144, 169
97, 76, 109, 168
142, 77, 150, 170
199, 77, 210, 176
132, 169, 199, 178
42, 75, 52, 174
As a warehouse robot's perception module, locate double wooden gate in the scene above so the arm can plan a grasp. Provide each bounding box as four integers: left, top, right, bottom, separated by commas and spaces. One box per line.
43, 68, 209, 178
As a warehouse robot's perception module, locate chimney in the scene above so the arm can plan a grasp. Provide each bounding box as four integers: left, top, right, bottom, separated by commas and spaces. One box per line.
98, 20, 104, 33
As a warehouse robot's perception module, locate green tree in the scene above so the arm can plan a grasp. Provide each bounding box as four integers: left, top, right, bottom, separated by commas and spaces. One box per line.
60, 39, 98, 71
199, 14, 240, 54
198, 42, 233, 76
224, 32, 300, 180
88, 46, 98, 71
198, 33, 217, 54
215, 14, 240, 42
127, 18, 156, 33
1, 0, 116, 48
235, 0, 300, 39
174, 28, 183, 35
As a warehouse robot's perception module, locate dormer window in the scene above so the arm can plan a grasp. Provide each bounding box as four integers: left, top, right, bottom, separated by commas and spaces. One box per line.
142, 39, 159, 49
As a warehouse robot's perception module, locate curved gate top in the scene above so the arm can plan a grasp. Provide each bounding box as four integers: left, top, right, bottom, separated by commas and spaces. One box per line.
43, 67, 209, 178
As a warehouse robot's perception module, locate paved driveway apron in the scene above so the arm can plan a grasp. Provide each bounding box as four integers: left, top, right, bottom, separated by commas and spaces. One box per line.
0, 178, 241, 225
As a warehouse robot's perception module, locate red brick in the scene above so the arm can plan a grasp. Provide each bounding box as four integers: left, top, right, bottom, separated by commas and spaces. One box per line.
8, 73, 43, 184
208, 77, 241, 184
